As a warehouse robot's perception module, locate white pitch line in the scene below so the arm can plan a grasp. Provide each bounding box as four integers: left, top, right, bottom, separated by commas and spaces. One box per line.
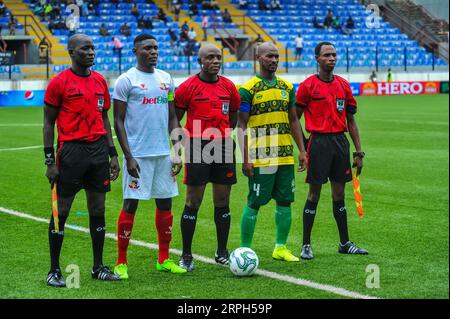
0, 124, 42, 127
0, 206, 379, 300
0, 145, 43, 152
0, 136, 118, 152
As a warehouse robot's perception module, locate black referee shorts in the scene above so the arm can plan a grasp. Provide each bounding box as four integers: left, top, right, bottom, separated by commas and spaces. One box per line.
306, 132, 352, 184
184, 138, 237, 186
56, 138, 111, 196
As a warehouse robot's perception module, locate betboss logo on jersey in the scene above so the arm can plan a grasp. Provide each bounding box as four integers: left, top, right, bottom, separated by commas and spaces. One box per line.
142, 96, 168, 105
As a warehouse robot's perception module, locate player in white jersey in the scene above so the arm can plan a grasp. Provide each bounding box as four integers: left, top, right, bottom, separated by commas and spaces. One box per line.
112, 34, 187, 278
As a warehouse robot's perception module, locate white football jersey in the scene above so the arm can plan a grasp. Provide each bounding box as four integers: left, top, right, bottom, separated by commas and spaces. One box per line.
113, 67, 174, 157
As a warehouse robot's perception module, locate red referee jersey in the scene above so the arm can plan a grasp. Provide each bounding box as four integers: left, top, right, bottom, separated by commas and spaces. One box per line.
175, 74, 240, 139
44, 68, 111, 142
296, 74, 357, 133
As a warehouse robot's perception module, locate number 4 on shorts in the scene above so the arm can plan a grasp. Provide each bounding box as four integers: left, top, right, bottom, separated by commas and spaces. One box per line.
253, 183, 260, 197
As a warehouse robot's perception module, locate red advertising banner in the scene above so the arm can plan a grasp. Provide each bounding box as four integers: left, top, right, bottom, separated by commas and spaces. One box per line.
360, 81, 441, 96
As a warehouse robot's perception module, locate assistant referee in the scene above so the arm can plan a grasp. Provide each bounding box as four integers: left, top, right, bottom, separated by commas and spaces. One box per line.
296, 41, 368, 260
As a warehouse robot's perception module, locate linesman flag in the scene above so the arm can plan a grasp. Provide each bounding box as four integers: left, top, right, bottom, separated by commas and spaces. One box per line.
52, 183, 59, 233
352, 169, 363, 219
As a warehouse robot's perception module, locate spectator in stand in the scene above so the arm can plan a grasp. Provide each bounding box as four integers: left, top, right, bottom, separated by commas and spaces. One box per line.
313, 16, 324, 29
43, 2, 53, 21
145, 0, 155, 4
171, 40, 183, 56
120, 22, 131, 37
346, 16, 355, 29
173, 1, 181, 22
254, 34, 263, 44
341, 23, 352, 36
88, 0, 99, 16
111, 36, 123, 55
270, 0, 281, 10
99, 23, 110, 37
144, 16, 153, 30
294, 33, 303, 60
324, 10, 333, 29
168, 28, 178, 44
66, 9, 80, 36
239, 0, 248, 9
387, 68, 393, 82
370, 71, 377, 82
201, 0, 211, 10
188, 27, 197, 41
183, 39, 197, 56
189, 3, 199, 19
131, 3, 140, 20
181, 21, 189, 33
39, 36, 49, 64
8, 15, 17, 36
258, 0, 268, 11
222, 8, 232, 23
201, 15, 209, 41
332, 16, 341, 30
210, 0, 219, 10
0, 1, 6, 17
155, 8, 168, 25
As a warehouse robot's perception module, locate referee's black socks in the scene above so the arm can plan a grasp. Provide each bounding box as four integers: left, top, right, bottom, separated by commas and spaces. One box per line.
302, 200, 318, 245
214, 206, 231, 254
180, 205, 199, 256
333, 200, 350, 245
48, 214, 67, 272
89, 215, 106, 269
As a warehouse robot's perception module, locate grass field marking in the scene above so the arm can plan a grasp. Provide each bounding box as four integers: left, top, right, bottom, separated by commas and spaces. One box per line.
0, 136, 118, 152
0, 206, 379, 300
0, 124, 42, 127
0, 145, 43, 152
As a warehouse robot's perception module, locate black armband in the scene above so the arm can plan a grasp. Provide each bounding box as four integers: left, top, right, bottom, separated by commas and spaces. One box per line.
109, 146, 118, 158
44, 147, 55, 165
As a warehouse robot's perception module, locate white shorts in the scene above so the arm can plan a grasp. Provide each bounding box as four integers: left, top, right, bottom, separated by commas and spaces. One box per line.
122, 155, 178, 200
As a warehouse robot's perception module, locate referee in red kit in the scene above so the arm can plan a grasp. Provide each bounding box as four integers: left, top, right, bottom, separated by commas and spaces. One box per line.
175, 44, 241, 271
296, 41, 368, 260
43, 34, 120, 287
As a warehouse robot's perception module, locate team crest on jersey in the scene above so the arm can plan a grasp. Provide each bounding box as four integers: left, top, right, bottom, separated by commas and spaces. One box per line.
336, 98, 345, 112
160, 83, 170, 91
128, 180, 140, 189
222, 102, 230, 115
97, 98, 104, 111
281, 90, 287, 99
140, 83, 147, 90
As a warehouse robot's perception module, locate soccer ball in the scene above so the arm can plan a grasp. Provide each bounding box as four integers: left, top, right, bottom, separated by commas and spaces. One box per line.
229, 247, 259, 277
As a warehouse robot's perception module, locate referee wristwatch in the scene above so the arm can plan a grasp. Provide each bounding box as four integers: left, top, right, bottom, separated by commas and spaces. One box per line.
353, 151, 365, 159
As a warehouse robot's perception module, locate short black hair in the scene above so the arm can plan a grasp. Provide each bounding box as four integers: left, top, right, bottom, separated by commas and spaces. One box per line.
315, 41, 335, 56
133, 34, 156, 46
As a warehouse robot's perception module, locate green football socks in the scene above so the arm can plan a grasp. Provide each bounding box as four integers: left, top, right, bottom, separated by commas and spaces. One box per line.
240, 206, 259, 247
275, 205, 292, 246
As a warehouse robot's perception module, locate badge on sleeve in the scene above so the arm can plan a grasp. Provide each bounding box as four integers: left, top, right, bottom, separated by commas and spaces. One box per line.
336, 98, 345, 112
222, 102, 230, 115
98, 98, 104, 111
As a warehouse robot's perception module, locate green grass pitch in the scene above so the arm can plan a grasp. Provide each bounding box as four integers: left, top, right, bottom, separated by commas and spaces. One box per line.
0, 94, 448, 299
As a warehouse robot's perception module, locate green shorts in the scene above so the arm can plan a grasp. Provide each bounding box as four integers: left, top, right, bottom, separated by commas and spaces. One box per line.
247, 165, 295, 206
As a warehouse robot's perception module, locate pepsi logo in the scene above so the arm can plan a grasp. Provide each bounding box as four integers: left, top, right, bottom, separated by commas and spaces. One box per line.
24, 91, 34, 100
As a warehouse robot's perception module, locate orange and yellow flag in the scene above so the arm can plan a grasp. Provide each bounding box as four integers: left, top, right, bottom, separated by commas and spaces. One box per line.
52, 183, 59, 233
352, 169, 363, 219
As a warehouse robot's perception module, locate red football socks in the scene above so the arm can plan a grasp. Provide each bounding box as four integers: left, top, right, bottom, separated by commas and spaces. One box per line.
116, 209, 135, 265
155, 208, 173, 264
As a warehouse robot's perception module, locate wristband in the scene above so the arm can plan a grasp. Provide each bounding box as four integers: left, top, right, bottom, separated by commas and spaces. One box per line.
353, 151, 365, 159
109, 146, 118, 158
44, 147, 55, 165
